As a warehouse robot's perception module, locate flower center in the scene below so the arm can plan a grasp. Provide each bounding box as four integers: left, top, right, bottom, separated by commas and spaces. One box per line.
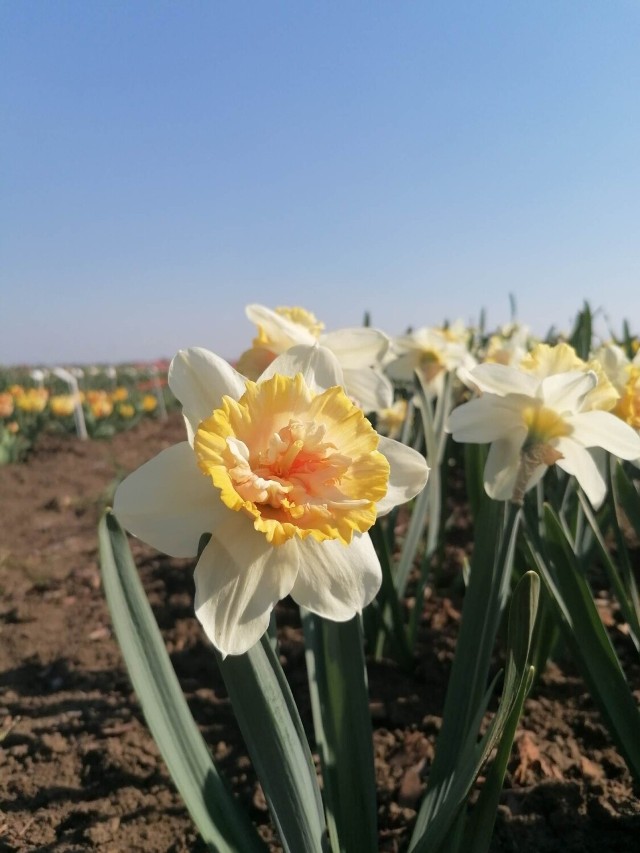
521, 404, 572, 447
614, 367, 640, 429
418, 348, 445, 383
274, 306, 324, 338
194, 373, 390, 546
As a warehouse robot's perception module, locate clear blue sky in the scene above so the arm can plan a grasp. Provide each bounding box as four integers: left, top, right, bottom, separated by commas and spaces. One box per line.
2, 1, 639, 365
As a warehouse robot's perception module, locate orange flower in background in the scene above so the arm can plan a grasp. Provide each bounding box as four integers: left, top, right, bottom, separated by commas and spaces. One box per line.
8, 385, 24, 397
111, 387, 129, 402
90, 397, 113, 418
0, 393, 15, 418
86, 389, 107, 405
6, 421, 19, 434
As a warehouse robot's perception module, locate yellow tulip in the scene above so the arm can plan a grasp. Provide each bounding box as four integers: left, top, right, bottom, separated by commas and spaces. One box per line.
141, 394, 158, 413
50, 394, 77, 417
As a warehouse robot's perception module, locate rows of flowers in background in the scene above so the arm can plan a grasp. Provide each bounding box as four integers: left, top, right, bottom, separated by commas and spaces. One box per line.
4, 304, 639, 471
96, 300, 640, 852
235, 302, 640, 454
0, 360, 175, 464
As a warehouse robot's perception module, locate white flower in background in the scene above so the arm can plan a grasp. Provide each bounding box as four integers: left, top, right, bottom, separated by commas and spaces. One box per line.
114, 344, 429, 657
386, 323, 477, 396
448, 363, 640, 507
376, 398, 408, 440
236, 304, 394, 414
30, 368, 48, 387
592, 345, 640, 455
594, 342, 635, 387
483, 324, 531, 367
519, 342, 618, 413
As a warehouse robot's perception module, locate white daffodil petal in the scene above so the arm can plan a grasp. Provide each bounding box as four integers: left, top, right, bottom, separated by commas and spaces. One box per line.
182, 412, 195, 445
259, 344, 344, 392
470, 364, 539, 397
194, 515, 299, 657
539, 371, 596, 411
555, 437, 606, 508
375, 435, 430, 516
113, 442, 225, 557
342, 366, 394, 412
170, 348, 246, 437
569, 411, 640, 460
320, 327, 390, 368
483, 435, 529, 501
448, 395, 527, 443
291, 533, 381, 620
246, 304, 316, 348
385, 352, 418, 383
457, 365, 479, 392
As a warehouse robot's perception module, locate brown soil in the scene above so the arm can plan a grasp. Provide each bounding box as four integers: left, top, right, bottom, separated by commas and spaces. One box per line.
0, 414, 638, 852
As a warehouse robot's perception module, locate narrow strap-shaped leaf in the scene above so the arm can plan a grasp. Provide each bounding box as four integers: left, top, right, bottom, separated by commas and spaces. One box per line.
370, 521, 413, 668
409, 499, 520, 848
391, 369, 447, 599
462, 572, 540, 853
463, 443, 487, 523
302, 612, 378, 853
302, 610, 378, 853
409, 572, 539, 853
609, 463, 640, 633
614, 460, 640, 549
523, 506, 640, 782
217, 635, 328, 853
98, 511, 265, 853
577, 492, 640, 653
568, 300, 592, 360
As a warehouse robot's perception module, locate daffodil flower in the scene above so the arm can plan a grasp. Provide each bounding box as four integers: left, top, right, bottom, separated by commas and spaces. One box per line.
386, 324, 477, 396
448, 363, 640, 507
483, 323, 531, 367
519, 342, 618, 412
595, 343, 640, 435
236, 304, 394, 414
114, 345, 429, 656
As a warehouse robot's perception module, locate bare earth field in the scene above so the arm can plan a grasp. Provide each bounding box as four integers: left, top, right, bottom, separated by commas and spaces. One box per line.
0, 413, 639, 852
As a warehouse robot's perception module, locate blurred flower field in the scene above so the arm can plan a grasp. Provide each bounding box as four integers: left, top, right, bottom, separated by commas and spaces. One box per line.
0, 361, 175, 465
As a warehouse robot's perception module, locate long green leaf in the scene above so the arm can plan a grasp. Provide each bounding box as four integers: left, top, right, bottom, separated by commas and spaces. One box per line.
302, 612, 378, 853
217, 635, 328, 853
568, 300, 592, 360
577, 492, 640, 652
98, 511, 265, 853
462, 572, 540, 853
409, 499, 520, 849
614, 460, 640, 541
463, 443, 487, 523
409, 571, 539, 853
523, 506, 640, 782
370, 521, 413, 669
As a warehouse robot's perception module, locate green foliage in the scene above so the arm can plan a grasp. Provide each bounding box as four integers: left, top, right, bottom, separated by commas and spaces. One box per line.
99, 511, 266, 853
302, 613, 377, 853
